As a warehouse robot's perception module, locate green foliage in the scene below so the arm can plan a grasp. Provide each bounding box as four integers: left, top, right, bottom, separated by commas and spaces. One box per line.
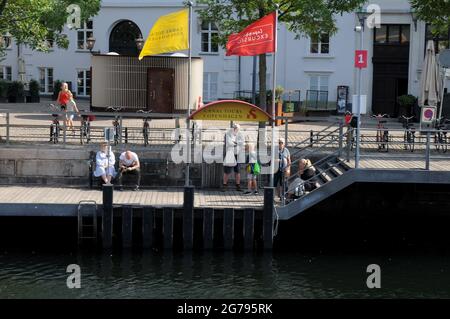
398, 94, 417, 107
410, 0, 450, 35
0, 0, 100, 54
7, 81, 24, 97
29, 79, 40, 97
275, 85, 284, 102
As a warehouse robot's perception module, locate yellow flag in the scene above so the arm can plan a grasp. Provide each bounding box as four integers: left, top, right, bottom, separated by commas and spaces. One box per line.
139, 9, 189, 60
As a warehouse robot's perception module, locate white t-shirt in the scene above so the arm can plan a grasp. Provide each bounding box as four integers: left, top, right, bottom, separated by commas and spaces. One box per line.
119, 152, 139, 167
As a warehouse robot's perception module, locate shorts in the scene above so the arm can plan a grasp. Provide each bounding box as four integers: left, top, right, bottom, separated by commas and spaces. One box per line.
224, 163, 240, 174
247, 174, 257, 180
66, 113, 74, 121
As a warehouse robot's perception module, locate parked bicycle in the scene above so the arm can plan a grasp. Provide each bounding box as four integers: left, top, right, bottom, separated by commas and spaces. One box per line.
402, 115, 415, 152
48, 103, 61, 144
434, 117, 449, 153
137, 110, 152, 146
372, 114, 389, 152
107, 106, 122, 145
79, 110, 93, 145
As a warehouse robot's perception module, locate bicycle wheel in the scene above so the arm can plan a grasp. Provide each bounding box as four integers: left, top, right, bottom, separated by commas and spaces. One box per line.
144, 130, 149, 146
403, 131, 408, 150
435, 134, 441, 152
407, 132, 415, 152
80, 127, 84, 145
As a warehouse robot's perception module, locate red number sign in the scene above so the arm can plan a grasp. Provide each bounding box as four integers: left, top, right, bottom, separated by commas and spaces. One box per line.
355, 50, 368, 69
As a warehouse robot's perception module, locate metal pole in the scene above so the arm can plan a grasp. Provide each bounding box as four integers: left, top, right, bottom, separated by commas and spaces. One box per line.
6, 112, 10, 144
338, 122, 343, 158
355, 22, 363, 169
252, 56, 257, 105
270, 8, 278, 188
185, 2, 193, 186
119, 116, 123, 145
425, 131, 430, 170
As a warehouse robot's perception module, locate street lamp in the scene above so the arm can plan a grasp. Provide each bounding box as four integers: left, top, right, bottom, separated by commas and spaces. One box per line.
410, 11, 418, 32
354, 12, 366, 169
135, 36, 145, 53
86, 36, 100, 54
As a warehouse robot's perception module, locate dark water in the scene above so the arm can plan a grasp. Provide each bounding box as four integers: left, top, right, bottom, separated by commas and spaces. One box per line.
1, 251, 450, 299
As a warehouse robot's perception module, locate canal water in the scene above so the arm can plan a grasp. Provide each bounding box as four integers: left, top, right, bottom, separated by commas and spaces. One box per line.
1, 251, 450, 299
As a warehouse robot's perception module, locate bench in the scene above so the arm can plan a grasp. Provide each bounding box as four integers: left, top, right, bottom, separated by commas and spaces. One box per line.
88, 151, 169, 189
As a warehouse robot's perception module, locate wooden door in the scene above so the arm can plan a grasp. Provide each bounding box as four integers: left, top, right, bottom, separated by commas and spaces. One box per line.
147, 68, 175, 113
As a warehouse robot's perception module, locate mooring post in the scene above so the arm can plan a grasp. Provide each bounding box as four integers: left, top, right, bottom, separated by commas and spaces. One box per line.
183, 186, 194, 250
142, 206, 154, 249
203, 208, 214, 250
263, 187, 274, 250
102, 184, 113, 249
223, 208, 234, 250
243, 208, 255, 251
163, 207, 174, 249
122, 206, 133, 248
425, 131, 431, 170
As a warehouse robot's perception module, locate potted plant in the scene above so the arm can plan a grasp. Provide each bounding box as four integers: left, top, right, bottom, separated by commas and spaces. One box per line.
0, 80, 8, 103
28, 79, 40, 103
397, 94, 416, 118
7, 81, 24, 103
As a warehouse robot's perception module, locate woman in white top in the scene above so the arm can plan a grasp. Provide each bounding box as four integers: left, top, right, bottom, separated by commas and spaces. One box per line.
93, 143, 117, 184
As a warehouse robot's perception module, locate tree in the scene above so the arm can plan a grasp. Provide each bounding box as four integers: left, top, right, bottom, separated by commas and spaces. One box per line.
410, 0, 450, 35
0, 0, 100, 55
196, 0, 366, 111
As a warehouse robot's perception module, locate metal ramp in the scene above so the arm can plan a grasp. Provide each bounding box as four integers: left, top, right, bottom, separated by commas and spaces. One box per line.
77, 200, 98, 245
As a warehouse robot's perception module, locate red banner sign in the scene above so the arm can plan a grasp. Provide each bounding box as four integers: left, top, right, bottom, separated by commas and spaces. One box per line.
226, 12, 276, 56
355, 50, 368, 68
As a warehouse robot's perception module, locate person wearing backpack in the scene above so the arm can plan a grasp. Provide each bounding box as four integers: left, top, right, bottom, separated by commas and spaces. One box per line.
244, 143, 260, 195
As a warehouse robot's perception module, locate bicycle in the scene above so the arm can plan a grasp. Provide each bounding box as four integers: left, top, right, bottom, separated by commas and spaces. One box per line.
107, 106, 122, 145
137, 110, 152, 146
48, 103, 61, 144
372, 114, 389, 152
434, 117, 449, 153
79, 110, 92, 145
401, 115, 415, 152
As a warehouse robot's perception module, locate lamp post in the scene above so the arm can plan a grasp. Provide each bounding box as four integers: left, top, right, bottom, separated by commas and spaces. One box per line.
135, 36, 145, 53
355, 11, 366, 169
86, 36, 100, 54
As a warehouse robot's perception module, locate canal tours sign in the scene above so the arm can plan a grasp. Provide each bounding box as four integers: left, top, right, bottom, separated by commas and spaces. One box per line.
189, 100, 272, 122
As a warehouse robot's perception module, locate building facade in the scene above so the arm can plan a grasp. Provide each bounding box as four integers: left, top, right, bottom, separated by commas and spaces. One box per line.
0, 0, 449, 116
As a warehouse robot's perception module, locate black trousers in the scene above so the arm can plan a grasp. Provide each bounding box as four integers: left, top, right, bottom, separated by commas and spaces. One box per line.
117, 167, 141, 187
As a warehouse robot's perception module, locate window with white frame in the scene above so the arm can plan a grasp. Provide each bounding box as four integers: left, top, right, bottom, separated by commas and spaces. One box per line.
0, 66, 12, 81
77, 69, 91, 96
310, 33, 330, 54
203, 72, 218, 102
39, 67, 54, 94
308, 74, 329, 107
201, 21, 219, 53
77, 20, 93, 50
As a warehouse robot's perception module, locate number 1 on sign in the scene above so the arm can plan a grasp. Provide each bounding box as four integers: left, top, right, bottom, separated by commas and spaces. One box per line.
355, 50, 368, 69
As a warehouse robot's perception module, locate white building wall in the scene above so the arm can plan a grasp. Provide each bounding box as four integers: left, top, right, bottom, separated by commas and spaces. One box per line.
0, 0, 443, 113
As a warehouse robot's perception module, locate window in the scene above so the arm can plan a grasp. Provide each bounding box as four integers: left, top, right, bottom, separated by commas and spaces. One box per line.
308, 74, 329, 107
374, 25, 410, 44
203, 72, 218, 102
310, 33, 330, 54
77, 20, 93, 50
39, 67, 54, 94
426, 24, 450, 54
0, 66, 12, 81
109, 20, 142, 56
77, 69, 91, 96
201, 21, 219, 53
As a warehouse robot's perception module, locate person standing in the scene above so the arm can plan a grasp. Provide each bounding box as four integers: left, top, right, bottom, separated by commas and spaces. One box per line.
274, 138, 291, 201
222, 123, 244, 191
93, 142, 116, 185
244, 143, 260, 195
117, 150, 141, 191
56, 82, 77, 131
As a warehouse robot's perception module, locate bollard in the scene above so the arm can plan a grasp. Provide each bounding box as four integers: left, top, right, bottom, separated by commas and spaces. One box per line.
263, 187, 274, 250
102, 184, 114, 249
183, 186, 194, 250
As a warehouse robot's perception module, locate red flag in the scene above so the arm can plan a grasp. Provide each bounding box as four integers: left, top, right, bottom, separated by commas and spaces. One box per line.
226, 12, 276, 56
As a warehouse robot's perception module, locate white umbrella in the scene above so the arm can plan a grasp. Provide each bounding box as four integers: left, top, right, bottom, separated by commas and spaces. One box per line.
420, 40, 442, 107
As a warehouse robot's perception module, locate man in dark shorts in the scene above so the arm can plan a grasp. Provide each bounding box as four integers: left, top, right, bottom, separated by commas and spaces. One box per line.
274, 138, 291, 200
223, 124, 244, 191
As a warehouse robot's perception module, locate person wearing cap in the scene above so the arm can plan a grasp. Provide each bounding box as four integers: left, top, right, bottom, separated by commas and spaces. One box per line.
93, 142, 116, 185
274, 137, 291, 200
223, 123, 244, 191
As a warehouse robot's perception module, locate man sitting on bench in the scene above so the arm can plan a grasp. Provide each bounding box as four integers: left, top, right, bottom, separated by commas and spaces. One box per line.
117, 150, 141, 191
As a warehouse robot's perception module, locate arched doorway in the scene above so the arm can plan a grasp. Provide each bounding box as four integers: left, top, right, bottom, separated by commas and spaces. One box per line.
109, 20, 142, 56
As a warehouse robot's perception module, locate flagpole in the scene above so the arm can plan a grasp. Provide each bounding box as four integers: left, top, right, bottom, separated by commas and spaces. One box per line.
185, 1, 193, 186
270, 8, 278, 188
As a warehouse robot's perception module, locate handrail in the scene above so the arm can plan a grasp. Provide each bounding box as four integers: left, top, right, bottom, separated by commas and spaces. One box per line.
289, 122, 338, 150
290, 126, 341, 158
